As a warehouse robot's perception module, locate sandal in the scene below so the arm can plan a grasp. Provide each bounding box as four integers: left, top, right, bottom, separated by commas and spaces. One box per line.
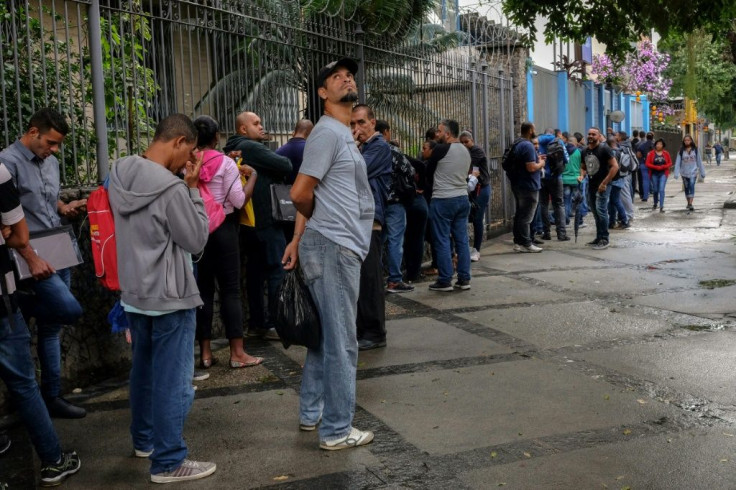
199, 357, 218, 369
230, 357, 264, 369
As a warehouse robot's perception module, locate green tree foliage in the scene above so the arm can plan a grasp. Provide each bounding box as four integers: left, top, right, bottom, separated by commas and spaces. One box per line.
501, 0, 736, 59
660, 30, 736, 127
0, 2, 158, 185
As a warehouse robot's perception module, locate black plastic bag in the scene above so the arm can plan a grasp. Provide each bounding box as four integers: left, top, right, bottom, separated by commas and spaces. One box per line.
275, 269, 321, 350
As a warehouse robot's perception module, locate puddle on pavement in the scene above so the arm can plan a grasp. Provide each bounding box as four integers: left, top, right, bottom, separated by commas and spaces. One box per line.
699, 279, 736, 289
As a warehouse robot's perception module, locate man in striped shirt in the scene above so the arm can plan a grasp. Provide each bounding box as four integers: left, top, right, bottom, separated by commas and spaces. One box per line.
0, 162, 80, 486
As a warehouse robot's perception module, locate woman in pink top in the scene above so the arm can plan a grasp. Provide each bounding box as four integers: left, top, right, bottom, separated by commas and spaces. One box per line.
193, 116, 262, 369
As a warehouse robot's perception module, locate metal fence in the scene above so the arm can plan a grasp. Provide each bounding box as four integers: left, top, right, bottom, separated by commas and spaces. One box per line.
568, 79, 586, 133
531, 66, 558, 132
0, 0, 516, 224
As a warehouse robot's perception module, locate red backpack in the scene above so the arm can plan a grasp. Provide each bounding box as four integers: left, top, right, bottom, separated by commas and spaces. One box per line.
87, 185, 119, 291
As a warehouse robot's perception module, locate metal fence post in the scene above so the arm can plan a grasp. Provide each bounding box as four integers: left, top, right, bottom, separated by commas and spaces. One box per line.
470, 58, 477, 138
88, 0, 109, 183
355, 23, 366, 103
499, 69, 509, 222
481, 60, 490, 233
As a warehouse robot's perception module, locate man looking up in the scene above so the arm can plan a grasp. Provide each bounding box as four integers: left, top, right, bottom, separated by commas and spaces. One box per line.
580, 127, 619, 250
0, 108, 85, 419
109, 114, 215, 483
282, 58, 375, 450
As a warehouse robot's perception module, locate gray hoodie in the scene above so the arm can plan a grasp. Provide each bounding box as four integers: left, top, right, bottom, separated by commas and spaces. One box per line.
108, 155, 208, 311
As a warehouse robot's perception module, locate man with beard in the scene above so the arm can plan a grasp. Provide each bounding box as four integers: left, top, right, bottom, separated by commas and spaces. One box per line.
579, 127, 619, 250
282, 58, 375, 450
425, 119, 472, 290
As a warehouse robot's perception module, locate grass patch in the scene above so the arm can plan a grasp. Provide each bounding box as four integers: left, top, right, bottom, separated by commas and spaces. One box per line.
699, 279, 736, 289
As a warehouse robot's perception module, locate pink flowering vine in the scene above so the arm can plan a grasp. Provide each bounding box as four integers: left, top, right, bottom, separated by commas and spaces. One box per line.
591, 40, 673, 104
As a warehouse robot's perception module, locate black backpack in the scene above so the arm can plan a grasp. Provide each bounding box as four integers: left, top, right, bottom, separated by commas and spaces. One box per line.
389, 146, 416, 203
501, 138, 524, 174
546, 139, 566, 175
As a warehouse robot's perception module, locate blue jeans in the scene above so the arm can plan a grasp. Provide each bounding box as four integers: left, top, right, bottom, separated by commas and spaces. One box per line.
511, 186, 539, 246
650, 172, 667, 208
682, 177, 696, 198
471, 184, 491, 251
608, 182, 628, 226
587, 185, 611, 241
0, 311, 61, 463
19, 268, 82, 399
716, 153, 722, 166
128, 309, 196, 474
429, 196, 471, 284
638, 165, 650, 200
384, 202, 407, 284
298, 229, 362, 442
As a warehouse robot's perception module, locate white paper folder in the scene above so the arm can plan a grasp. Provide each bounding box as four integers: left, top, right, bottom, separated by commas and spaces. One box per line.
10, 225, 83, 280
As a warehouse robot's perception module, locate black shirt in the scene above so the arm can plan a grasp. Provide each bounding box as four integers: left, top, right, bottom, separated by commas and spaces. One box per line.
467, 145, 490, 186
584, 143, 615, 188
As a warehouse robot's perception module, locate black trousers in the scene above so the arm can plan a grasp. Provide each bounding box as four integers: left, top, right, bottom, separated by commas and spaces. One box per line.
241, 225, 286, 330
356, 230, 386, 342
403, 194, 428, 281
196, 213, 242, 340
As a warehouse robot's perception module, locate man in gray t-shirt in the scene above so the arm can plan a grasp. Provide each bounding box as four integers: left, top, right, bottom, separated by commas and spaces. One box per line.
282, 58, 375, 451
426, 119, 472, 292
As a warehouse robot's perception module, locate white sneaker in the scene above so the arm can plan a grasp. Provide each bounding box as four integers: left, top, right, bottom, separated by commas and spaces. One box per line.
519, 244, 543, 253
319, 427, 374, 451
150, 460, 216, 483
513, 244, 522, 252
134, 448, 153, 458
470, 248, 481, 262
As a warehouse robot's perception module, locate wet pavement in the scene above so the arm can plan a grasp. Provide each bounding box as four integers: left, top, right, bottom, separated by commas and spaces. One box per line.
4, 161, 736, 488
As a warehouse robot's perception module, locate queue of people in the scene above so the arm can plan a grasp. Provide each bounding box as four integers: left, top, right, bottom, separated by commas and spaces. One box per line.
0, 57, 719, 486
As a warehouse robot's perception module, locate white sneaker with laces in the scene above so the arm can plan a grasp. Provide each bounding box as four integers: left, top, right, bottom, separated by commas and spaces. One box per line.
319, 427, 374, 451
470, 248, 480, 262
150, 459, 216, 483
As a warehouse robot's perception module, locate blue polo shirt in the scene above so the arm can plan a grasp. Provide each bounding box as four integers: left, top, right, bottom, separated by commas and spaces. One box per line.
0, 139, 61, 233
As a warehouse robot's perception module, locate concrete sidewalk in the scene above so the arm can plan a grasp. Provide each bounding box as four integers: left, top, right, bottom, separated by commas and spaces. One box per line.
4, 161, 736, 489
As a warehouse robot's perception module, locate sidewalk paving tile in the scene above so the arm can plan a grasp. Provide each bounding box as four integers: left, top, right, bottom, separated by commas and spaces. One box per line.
459, 428, 736, 489
408, 276, 568, 310
278, 317, 513, 369
481, 250, 602, 273
357, 359, 678, 456
632, 284, 736, 316
523, 267, 694, 295
457, 301, 675, 350
55, 389, 381, 489
570, 330, 736, 407
569, 243, 711, 265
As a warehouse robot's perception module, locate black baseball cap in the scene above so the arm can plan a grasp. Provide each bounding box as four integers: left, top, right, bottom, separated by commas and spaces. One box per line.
317, 58, 359, 88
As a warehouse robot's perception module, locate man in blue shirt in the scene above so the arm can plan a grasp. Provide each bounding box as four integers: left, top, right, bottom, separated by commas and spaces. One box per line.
0, 108, 85, 419
351, 104, 392, 351
276, 119, 314, 242
508, 122, 546, 252
536, 129, 569, 241
276, 119, 314, 185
